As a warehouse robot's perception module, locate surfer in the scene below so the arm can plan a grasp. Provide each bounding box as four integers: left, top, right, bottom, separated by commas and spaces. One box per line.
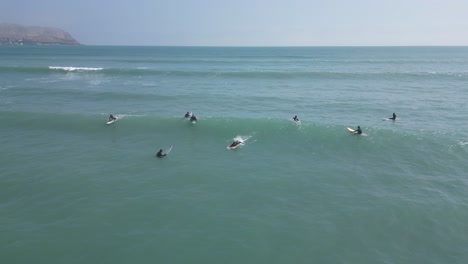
184, 112, 192, 118
389, 113, 396, 120
293, 115, 299, 122
108, 114, 117, 122
354, 126, 362, 135
190, 115, 197, 122
230, 140, 242, 148
156, 149, 167, 158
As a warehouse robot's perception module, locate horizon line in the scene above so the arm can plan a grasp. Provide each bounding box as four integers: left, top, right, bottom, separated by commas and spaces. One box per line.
78, 44, 468, 48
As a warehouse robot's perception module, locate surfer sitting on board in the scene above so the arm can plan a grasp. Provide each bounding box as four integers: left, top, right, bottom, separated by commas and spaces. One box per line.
184, 112, 192, 118
293, 115, 299, 122
156, 149, 167, 158
389, 113, 396, 120
190, 115, 197, 122
354, 126, 362, 135
108, 114, 117, 122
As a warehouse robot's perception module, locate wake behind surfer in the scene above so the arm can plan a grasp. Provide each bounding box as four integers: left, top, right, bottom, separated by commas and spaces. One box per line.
156, 149, 167, 158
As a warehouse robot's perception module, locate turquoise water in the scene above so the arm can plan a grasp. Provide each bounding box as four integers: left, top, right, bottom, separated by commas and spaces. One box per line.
1, 46, 468, 263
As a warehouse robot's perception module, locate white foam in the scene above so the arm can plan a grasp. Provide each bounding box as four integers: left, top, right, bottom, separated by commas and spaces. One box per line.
49, 66, 104, 71
101, 113, 145, 121
234, 135, 252, 142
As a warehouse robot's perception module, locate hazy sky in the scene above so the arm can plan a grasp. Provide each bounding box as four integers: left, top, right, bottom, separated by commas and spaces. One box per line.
2, 0, 468, 46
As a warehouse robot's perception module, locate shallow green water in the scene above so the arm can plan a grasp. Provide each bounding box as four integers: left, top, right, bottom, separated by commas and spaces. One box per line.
1, 46, 468, 263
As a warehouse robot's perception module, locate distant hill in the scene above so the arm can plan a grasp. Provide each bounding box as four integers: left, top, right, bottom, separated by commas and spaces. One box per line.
0, 23, 80, 45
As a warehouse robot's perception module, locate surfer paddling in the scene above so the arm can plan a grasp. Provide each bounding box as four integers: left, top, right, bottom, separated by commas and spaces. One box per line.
230, 140, 242, 148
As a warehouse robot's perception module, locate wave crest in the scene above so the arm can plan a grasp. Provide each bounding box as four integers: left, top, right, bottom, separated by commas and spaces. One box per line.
49, 66, 104, 71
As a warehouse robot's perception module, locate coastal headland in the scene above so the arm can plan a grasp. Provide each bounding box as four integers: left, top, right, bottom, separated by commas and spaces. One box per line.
0, 23, 80, 45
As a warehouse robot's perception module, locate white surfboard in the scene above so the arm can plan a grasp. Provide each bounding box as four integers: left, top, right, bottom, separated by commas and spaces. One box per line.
106, 119, 117, 125
164, 145, 173, 155
347, 127, 367, 136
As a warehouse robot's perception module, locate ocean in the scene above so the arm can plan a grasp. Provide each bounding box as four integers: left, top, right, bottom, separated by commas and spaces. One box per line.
1, 46, 468, 263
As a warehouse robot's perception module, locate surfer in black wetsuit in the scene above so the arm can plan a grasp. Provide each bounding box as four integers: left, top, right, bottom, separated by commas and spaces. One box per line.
354, 126, 362, 135
230, 140, 242, 148
109, 114, 117, 121
184, 112, 191, 118
190, 115, 197, 122
293, 115, 299, 122
389, 113, 396, 120
156, 149, 166, 158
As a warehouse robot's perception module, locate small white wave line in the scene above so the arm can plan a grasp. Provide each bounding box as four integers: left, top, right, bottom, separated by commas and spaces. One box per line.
49, 66, 104, 71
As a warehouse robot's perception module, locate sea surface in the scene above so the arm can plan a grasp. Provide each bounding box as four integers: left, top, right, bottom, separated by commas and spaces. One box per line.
1, 46, 468, 263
